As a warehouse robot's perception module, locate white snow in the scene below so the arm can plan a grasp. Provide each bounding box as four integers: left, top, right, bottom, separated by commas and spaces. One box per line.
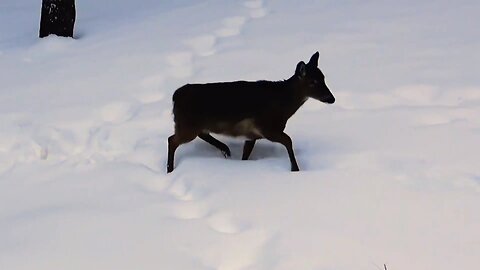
1, 0, 480, 269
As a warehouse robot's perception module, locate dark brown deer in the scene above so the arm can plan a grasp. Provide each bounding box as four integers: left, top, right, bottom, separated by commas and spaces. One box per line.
167, 52, 335, 173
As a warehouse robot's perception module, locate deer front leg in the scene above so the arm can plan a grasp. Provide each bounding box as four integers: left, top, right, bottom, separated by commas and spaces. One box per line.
167, 135, 179, 173
242, 139, 256, 160
264, 132, 300, 172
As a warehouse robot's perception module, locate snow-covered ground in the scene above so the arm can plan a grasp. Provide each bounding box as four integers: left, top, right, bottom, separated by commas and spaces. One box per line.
1, 0, 479, 269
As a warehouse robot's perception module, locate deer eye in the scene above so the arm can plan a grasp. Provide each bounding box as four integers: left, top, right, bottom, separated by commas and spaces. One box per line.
309, 80, 318, 87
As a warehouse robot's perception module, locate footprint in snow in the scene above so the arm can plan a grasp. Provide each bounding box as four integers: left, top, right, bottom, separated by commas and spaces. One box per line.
197, 229, 270, 270
185, 35, 217, 57
166, 51, 195, 78
135, 51, 193, 103
244, 0, 268, 18
135, 52, 193, 104
135, 74, 166, 104
171, 201, 210, 220
100, 101, 137, 124
167, 174, 210, 219
215, 16, 248, 37
140, 177, 171, 193
134, 91, 166, 104
207, 211, 249, 234
169, 177, 199, 201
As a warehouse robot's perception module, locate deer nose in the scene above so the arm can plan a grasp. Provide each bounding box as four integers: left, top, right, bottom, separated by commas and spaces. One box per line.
325, 96, 335, 104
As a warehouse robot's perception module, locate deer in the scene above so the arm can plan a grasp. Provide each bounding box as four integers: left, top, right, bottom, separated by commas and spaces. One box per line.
167, 52, 335, 173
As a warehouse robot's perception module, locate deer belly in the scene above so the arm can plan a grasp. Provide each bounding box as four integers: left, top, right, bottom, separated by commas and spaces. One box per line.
206, 118, 263, 139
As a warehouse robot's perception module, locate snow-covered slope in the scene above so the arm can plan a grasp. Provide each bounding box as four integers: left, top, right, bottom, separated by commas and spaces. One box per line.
1, 1, 479, 269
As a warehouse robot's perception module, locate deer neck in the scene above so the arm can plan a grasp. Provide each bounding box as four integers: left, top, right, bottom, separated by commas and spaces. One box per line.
283, 77, 309, 118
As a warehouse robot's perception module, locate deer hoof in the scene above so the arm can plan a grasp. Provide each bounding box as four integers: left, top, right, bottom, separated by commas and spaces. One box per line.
222, 148, 231, 158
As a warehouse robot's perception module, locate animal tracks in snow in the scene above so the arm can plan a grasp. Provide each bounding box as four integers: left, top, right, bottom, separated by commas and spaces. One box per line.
163, 173, 267, 270
215, 16, 248, 37
134, 0, 268, 105
100, 101, 137, 124
135, 1, 272, 242
165, 51, 195, 78
51, 0, 271, 259
134, 90, 165, 104
198, 229, 270, 270
3, 2, 278, 269
185, 35, 217, 57
135, 74, 166, 103
5, 0, 274, 205
135, 51, 193, 104
187, 0, 268, 57
207, 211, 249, 234
171, 201, 211, 220
168, 177, 205, 201
244, 0, 268, 18
116, 0, 273, 182
163, 174, 251, 234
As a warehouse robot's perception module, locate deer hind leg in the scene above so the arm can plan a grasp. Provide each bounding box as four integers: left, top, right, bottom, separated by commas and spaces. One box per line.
198, 133, 231, 158
242, 139, 256, 160
167, 130, 197, 173
264, 131, 300, 172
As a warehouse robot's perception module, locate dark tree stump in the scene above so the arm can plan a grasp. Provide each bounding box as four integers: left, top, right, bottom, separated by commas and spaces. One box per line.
39, 0, 76, 38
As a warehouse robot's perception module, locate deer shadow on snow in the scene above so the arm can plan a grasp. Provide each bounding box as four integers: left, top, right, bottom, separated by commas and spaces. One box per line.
167, 52, 335, 173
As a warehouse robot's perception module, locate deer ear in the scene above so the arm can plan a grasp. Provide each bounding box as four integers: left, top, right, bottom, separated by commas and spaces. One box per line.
308, 51, 319, 67
295, 61, 306, 78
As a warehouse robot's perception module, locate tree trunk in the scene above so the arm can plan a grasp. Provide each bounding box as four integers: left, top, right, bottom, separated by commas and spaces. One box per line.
39, 0, 76, 38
